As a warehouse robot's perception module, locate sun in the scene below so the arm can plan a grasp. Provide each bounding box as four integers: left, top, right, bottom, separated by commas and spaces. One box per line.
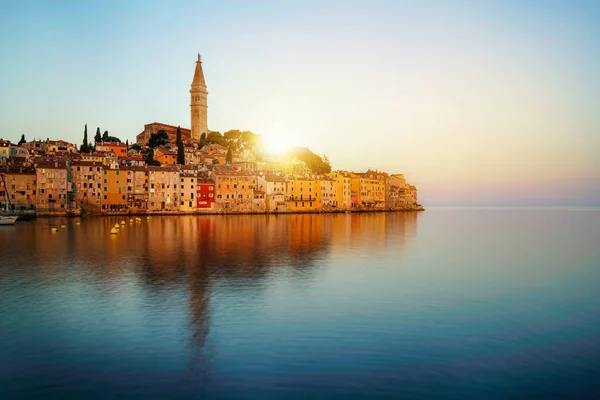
263, 135, 296, 155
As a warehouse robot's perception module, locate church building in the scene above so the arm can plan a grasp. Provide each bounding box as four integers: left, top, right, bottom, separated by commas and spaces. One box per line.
136, 54, 208, 146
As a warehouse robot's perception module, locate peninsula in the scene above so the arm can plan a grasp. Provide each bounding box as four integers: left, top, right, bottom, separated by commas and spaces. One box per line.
0, 54, 422, 217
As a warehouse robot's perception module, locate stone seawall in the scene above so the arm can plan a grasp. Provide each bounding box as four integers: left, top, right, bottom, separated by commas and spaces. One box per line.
36, 205, 424, 218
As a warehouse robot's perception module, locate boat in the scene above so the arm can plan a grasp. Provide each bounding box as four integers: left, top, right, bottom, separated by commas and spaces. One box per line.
0, 172, 19, 225
0, 215, 18, 225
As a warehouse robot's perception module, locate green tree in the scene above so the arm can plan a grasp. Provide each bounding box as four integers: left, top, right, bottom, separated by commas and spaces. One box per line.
131, 143, 142, 152
285, 146, 332, 174
18, 134, 26, 145
94, 127, 102, 143
125, 139, 129, 150
226, 146, 233, 164
176, 126, 185, 164
102, 130, 109, 142
147, 129, 169, 148
79, 124, 90, 153
144, 149, 161, 166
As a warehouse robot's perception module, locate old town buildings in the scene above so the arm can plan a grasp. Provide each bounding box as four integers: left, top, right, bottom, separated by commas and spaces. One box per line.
0, 54, 421, 215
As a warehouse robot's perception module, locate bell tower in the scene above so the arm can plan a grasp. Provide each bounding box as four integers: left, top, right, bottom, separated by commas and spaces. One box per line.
190, 53, 208, 142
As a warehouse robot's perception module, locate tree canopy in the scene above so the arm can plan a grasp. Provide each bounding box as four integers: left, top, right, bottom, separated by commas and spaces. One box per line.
144, 149, 161, 166
147, 129, 169, 148
285, 146, 332, 174
18, 134, 26, 145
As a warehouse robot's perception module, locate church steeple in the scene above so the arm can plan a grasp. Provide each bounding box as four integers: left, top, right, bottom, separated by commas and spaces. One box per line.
190, 53, 208, 142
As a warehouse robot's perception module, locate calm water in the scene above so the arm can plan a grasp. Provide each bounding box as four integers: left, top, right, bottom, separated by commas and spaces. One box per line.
1, 209, 599, 399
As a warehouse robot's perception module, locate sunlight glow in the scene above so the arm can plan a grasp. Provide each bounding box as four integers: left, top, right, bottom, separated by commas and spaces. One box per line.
262, 127, 302, 155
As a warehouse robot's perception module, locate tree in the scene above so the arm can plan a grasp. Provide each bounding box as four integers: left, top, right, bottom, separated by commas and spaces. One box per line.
212, 158, 219, 165
79, 124, 90, 153
144, 149, 161, 166
285, 146, 332, 174
125, 139, 129, 150
131, 143, 142, 152
226, 146, 233, 164
102, 130, 109, 142
176, 126, 185, 164
147, 129, 169, 148
18, 134, 26, 145
94, 127, 102, 143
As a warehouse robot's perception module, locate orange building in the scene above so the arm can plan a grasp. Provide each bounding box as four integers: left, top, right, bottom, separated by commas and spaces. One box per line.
213, 167, 256, 211
155, 146, 178, 166
102, 166, 127, 212
95, 142, 128, 156
0, 165, 37, 211
350, 170, 387, 209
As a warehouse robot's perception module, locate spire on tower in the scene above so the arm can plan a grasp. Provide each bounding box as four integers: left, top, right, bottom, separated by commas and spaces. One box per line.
192, 53, 206, 86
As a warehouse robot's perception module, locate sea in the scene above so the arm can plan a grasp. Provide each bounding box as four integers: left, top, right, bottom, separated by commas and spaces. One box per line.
1, 208, 599, 399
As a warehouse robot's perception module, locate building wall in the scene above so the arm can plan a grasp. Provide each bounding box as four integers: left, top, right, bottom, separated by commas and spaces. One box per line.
196, 181, 215, 209
127, 169, 148, 211
288, 179, 319, 211
179, 174, 197, 212
148, 169, 180, 211
72, 162, 103, 211
102, 167, 127, 211
36, 165, 69, 211
0, 170, 36, 210
214, 172, 255, 211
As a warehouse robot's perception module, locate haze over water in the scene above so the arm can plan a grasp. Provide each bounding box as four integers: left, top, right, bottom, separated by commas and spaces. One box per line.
1, 209, 599, 398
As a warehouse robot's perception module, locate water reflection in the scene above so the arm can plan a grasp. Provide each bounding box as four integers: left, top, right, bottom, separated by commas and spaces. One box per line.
0, 213, 419, 397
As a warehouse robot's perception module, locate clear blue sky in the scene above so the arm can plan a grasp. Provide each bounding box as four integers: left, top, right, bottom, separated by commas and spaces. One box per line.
1, 0, 599, 206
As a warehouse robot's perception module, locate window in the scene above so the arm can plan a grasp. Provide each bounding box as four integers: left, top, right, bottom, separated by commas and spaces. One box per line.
209, 193, 213, 198
104, 187, 107, 192
104, 195, 107, 200
104, 179, 107, 183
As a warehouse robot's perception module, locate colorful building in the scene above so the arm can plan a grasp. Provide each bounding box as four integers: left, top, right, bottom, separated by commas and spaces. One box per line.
351, 170, 387, 209
179, 168, 198, 212
155, 146, 178, 166
329, 170, 352, 209
102, 166, 128, 212
288, 178, 319, 211
95, 142, 128, 156
196, 177, 215, 209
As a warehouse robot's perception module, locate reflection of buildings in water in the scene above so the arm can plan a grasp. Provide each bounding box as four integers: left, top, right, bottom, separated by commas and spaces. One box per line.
330, 211, 419, 254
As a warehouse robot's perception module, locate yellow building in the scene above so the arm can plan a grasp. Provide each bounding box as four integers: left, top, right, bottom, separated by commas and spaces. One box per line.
317, 176, 335, 209
288, 178, 319, 211
351, 170, 387, 209
179, 168, 198, 212
329, 170, 352, 210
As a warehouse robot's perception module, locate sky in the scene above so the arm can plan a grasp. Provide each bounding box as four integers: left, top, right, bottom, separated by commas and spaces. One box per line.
1, 0, 599, 206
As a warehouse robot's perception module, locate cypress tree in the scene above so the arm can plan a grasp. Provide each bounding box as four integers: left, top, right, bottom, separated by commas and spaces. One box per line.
94, 127, 102, 143
226, 147, 233, 164
102, 130, 109, 142
176, 126, 185, 164
18, 134, 26, 145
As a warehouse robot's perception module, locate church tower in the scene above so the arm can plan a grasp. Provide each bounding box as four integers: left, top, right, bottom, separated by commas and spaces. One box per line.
190, 53, 208, 142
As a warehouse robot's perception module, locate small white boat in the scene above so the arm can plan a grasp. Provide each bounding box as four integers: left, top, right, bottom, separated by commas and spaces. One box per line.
0, 215, 18, 225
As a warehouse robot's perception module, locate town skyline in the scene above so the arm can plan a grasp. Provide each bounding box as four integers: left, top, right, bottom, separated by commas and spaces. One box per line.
2, 1, 599, 206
